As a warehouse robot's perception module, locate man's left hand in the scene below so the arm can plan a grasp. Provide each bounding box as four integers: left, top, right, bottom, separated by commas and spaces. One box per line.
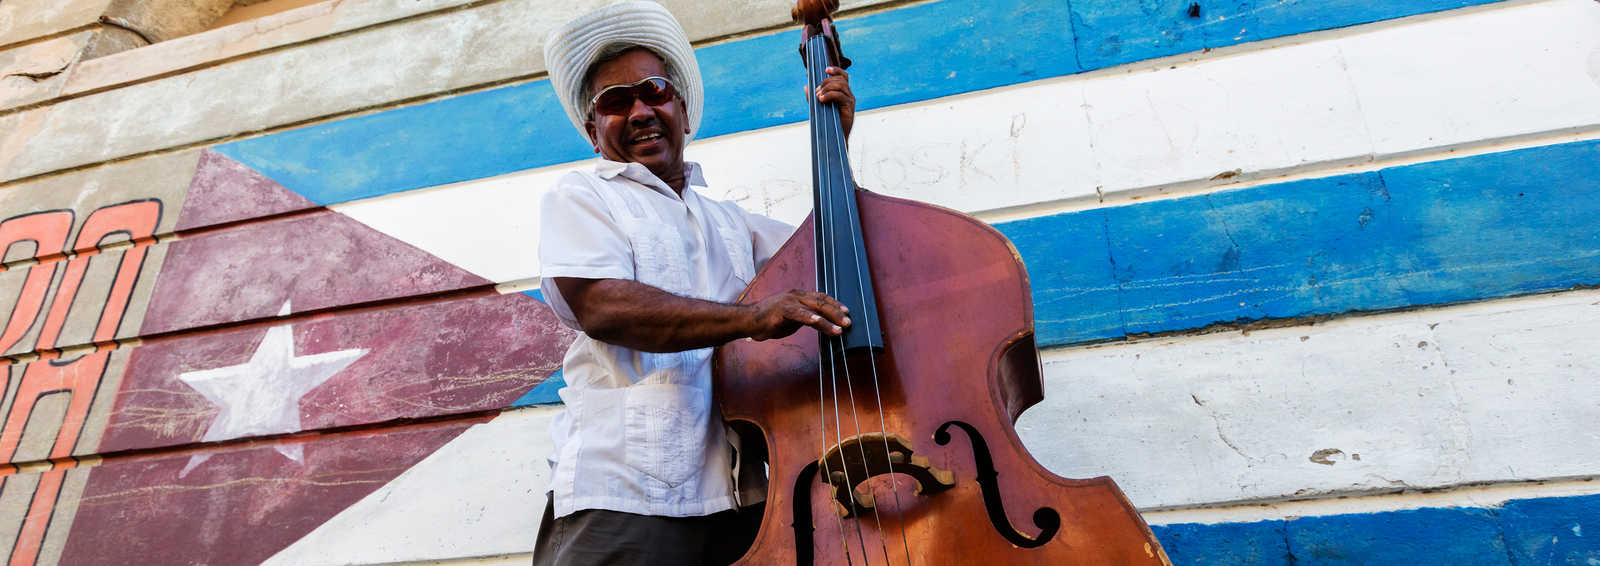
816, 66, 856, 139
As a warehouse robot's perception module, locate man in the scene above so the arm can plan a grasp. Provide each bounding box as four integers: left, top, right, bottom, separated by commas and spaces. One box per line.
534, 2, 856, 564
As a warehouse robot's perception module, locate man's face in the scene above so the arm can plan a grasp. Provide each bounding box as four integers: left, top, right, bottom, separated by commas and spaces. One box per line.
585, 48, 689, 183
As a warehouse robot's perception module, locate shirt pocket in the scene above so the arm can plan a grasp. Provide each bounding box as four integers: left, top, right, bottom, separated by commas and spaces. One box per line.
623, 383, 710, 488
629, 224, 693, 296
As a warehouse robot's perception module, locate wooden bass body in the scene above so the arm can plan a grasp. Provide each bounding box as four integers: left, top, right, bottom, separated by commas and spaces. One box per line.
713, 190, 1171, 565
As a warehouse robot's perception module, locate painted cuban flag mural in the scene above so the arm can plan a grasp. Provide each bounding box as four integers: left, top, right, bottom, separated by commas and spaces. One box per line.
0, 148, 574, 564
0, 0, 1597, 563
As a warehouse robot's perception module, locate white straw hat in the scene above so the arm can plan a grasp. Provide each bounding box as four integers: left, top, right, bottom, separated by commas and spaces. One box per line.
544, 1, 703, 145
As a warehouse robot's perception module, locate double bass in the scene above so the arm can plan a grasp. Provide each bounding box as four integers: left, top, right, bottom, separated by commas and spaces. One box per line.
712, 1, 1172, 564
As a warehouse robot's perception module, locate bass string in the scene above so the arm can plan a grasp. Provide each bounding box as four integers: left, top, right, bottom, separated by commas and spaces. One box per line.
809, 34, 884, 565
810, 32, 908, 566
808, 60, 855, 566
808, 34, 867, 565
814, 41, 878, 565
816, 45, 914, 566
816, 67, 892, 566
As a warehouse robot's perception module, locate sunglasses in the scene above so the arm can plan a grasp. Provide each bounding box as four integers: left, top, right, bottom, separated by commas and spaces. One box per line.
589, 76, 678, 117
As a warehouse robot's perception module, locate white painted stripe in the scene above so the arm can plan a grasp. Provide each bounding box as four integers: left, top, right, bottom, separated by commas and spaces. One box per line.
978, 127, 1600, 224
332, 164, 569, 286
1143, 477, 1600, 526
1017, 289, 1600, 511
334, 0, 1600, 286
265, 406, 560, 566
1345, 0, 1600, 156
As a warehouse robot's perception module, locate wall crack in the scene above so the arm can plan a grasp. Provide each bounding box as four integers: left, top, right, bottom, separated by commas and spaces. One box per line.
1280, 519, 1299, 565
97, 16, 157, 46
1193, 394, 1259, 463
3, 66, 68, 82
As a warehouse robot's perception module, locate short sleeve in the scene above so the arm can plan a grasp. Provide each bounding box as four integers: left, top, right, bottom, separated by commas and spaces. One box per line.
538, 174, 634, 329
743, 209, 797, 270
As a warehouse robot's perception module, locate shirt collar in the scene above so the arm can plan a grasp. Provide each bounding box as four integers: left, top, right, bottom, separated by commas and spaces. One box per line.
594, 159, 707, 198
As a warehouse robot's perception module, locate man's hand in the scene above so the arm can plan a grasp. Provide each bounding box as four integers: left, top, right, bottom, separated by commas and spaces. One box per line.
745, 289, 851, 341
554, 277, 852, 352
816, 66, 856, 139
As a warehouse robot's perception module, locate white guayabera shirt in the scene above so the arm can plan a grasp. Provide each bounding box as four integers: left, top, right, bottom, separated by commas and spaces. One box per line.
538, 159, 794, 518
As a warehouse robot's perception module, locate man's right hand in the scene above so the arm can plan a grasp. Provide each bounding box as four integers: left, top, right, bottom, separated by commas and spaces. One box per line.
554, 277, 854, 352
745, 290, 851, 341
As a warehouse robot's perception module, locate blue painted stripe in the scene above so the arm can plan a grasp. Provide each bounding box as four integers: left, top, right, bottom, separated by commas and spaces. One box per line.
998, 138, 1600, 347
213, 0, 1501, 205
1498, 495, 1600, 564
1151, 494, 1600, 565
1154, 519, 1290, 565
699, 0, 1078, 141
216, 80, 582, 206
1070, 0, 1494, 70
1287, 506, 1510, 565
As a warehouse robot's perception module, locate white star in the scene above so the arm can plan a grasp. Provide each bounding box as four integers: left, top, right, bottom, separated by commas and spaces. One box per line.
178, 302, 366, 476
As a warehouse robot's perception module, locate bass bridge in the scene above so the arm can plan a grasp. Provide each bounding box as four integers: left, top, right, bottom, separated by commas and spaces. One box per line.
819, 433, 955, 518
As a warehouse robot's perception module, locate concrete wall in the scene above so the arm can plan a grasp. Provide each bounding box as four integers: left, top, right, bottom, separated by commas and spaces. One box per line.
0, 0, 1596, 563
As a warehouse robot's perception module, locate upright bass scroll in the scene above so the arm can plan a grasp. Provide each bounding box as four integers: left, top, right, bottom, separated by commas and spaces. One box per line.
711, 1, 1173, 563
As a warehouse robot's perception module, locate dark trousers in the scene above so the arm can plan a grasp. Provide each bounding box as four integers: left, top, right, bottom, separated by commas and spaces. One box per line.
532, 493, 765, 566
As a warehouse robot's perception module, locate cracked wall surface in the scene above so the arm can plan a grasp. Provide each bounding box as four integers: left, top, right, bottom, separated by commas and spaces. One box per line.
103, 0, 236, 45
0, 0, 242, 110
0, 0, 313, 91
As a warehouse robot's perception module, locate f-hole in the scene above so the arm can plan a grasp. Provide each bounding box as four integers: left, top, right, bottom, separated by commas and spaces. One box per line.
791, 461, 819, 566
934, 420, 1061, 548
